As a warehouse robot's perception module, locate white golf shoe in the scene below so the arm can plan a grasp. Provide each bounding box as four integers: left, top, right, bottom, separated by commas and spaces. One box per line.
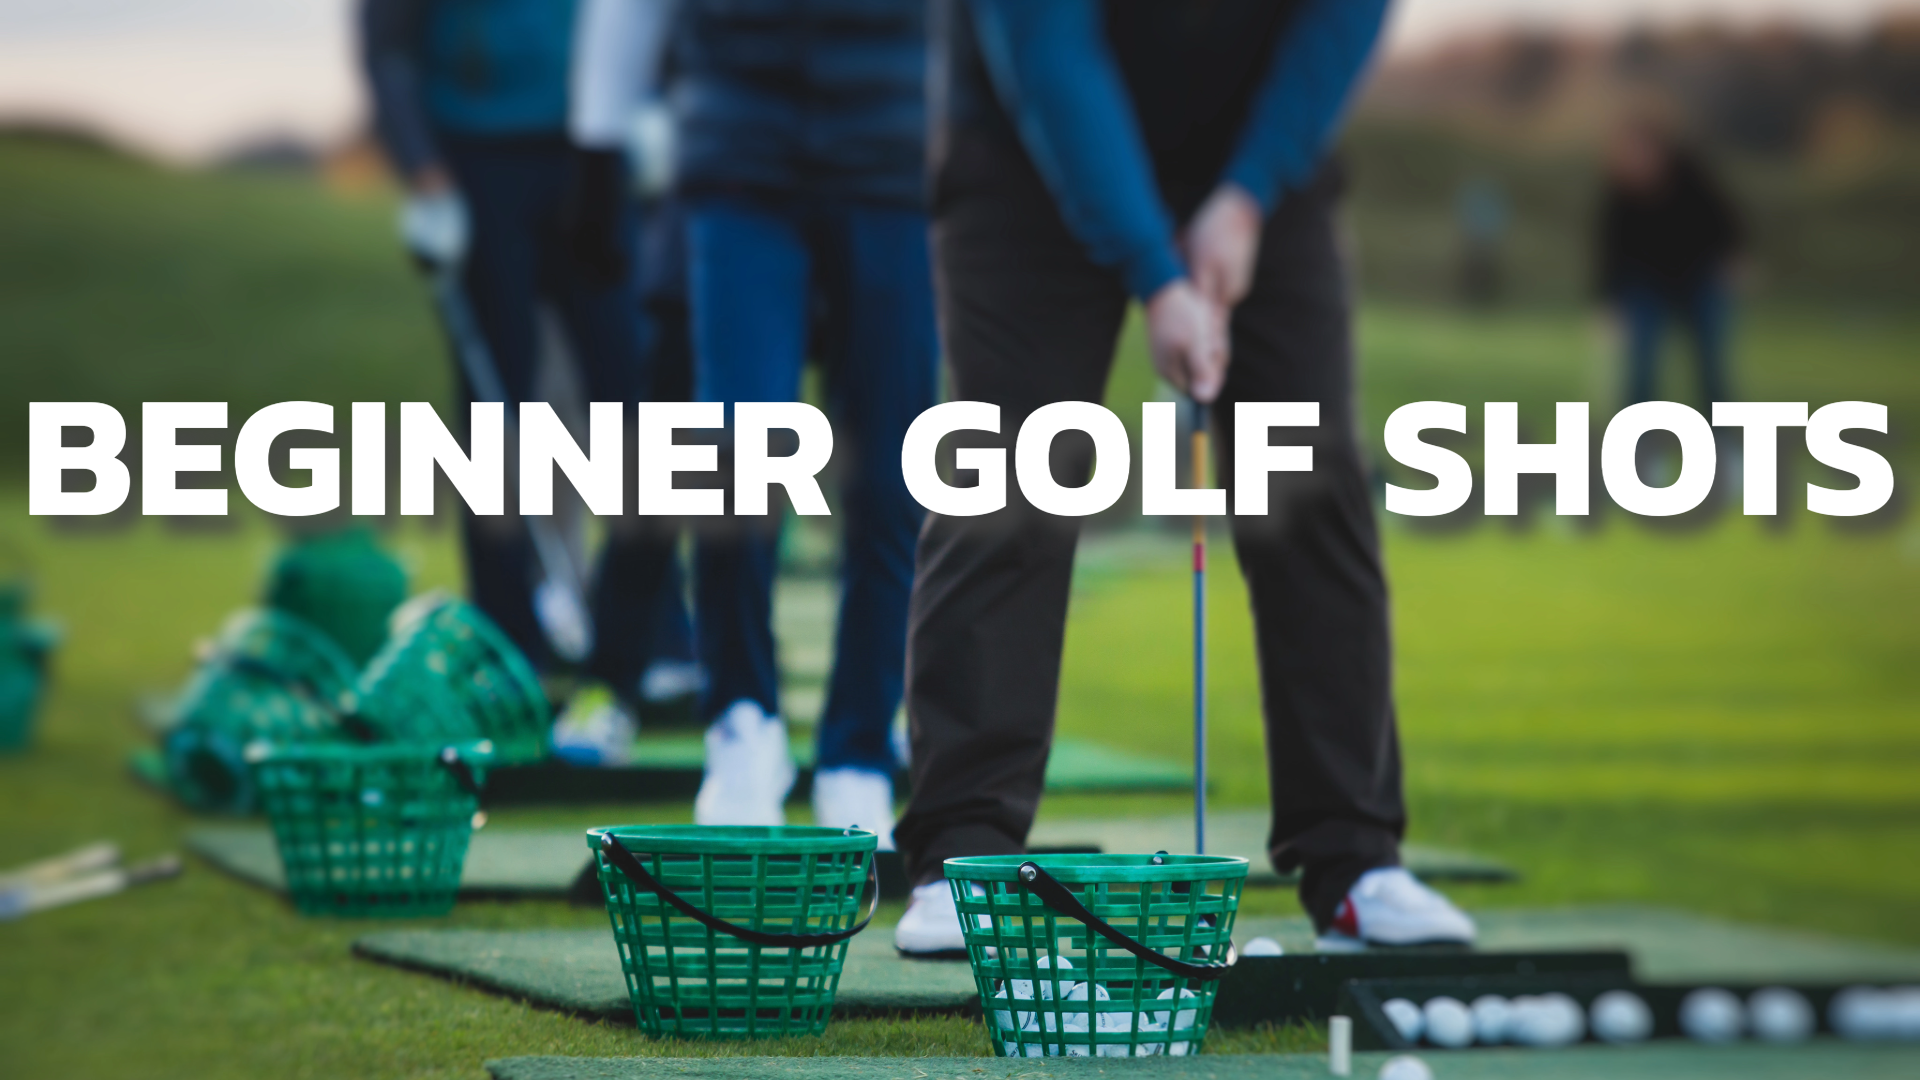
894, 881, 968, 958
1315, 867, 1477, 951
693, 700, 795, 826
810, 767, 896, 851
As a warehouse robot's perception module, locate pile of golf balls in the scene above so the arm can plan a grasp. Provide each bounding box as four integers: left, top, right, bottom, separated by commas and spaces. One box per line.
1830, 985, 1920, 1041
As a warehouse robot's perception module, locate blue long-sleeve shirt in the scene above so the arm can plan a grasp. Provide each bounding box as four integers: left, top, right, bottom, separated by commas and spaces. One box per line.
959, 0, 1390, 300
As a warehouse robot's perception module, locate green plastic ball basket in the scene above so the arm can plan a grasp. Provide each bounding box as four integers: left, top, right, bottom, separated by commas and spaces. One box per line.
945, 853, 1249, 1058
587, 824, 879, 1038
162, 609, 360, 813
265, 527, 409, 666
353, 596, 550, 763
247, 739, 492, 917
0, 649, 42, 753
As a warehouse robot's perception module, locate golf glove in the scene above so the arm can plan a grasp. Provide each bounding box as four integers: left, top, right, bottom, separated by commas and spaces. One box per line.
398, 189, 470, 269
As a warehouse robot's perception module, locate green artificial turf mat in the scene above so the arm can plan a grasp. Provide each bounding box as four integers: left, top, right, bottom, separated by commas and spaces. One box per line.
1028, 809, 1516, 883
189, 825, 591, 898
1227, 905, 1920, 983
354, 924, 980, 1019
485, 1045, 1920, 1080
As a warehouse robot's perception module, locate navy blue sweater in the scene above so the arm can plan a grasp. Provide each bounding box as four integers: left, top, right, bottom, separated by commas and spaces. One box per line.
946, 0, 1391, 299
674, 0, 929, 209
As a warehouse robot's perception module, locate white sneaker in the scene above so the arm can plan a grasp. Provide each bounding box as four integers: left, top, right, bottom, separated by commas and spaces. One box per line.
811, 767, 896, 851
894, 881, 968, 958
1315, 867, 1476, 951
693, 700, 795, 826
549, 687, 638, 767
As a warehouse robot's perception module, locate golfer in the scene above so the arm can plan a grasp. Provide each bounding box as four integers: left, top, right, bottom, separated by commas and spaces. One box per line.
360, 0, 688, 717
893, 0, 1476, 954
575, 0, 938, 841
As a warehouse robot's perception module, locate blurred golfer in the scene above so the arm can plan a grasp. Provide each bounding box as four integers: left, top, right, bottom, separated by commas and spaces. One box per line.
893, 0, 1476, 955
359, 0, 688, 724
577, 0, 938, 842
1597, 117, 1746, 407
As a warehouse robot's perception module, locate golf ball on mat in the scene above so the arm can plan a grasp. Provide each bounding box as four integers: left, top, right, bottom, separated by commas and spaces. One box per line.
1747, 987, 1814, 1043
1510, 993, 1585, 1047
1589, 989, 1654, 1044
1422, 996, 1474, 1048
1469, 994, 1512, 1044
1681, 987, 1745, 1043
1239, 936, 1284, 957
1378, 1055, 1434, 1080
1831, 986, 1890, 1040
1382, 998, 1425, 1043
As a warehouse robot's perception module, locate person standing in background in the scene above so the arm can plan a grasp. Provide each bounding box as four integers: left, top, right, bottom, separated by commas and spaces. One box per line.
359, 0, 687, 732
1596, 116, 1746, 407
892, 0, 1478, 956
575, 0, 938, 843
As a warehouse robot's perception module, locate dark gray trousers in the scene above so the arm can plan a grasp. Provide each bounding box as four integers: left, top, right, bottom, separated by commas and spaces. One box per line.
893, 135, 1406, 929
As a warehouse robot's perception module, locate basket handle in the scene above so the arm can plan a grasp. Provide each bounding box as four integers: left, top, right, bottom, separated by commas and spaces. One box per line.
599, 833, 878, 949
1017, 861, 1235, 983
436, 746, 485, 799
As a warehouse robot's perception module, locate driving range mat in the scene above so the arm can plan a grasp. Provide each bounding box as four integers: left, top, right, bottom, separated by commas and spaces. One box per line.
1029, 810, 1517, 884
359, 906, 1920, 1028
188, 825, 591, 898
485, 1046, 1920, 1080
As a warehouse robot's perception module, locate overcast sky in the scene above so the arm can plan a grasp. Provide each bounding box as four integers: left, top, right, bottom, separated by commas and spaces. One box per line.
0, 0, 1912, 161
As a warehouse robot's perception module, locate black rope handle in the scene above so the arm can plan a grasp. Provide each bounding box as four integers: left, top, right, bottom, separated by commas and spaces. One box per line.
599, 833, 879, 949
437, 746, 485, 799
1016, 861, 1236, 983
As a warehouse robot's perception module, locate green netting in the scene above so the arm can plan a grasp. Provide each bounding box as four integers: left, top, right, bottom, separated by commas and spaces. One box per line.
354, 596, 550, 762
249, 739, 492, 917
264, 527, 408, 666
588, 825, 878, 1039
162, 609, 360, 813
946, 853, 1248, 1058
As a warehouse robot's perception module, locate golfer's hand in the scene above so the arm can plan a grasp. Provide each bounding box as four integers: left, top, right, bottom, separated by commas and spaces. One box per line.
1183, 182, 1263, 310
1146, 279, 1228, 404
399, 170, 470, 270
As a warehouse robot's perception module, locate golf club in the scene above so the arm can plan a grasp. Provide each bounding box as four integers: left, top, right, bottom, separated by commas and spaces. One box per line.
1191, 398, 1208, 856
425, 266, 595, 664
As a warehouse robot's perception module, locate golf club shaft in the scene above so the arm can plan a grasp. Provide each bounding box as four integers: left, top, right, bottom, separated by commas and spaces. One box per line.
1191, 400, 1208, 856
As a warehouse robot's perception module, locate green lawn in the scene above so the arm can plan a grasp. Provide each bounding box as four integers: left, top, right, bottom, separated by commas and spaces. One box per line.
1, 132, 1917, 1079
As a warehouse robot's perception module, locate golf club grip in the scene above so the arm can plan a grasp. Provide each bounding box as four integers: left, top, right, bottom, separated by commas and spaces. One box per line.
599, 834, 879, 949
1016, 862, 1232, 982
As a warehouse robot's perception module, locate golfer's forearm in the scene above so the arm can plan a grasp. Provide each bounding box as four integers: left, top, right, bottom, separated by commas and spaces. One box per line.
967, 0, 1184, 300
359, 0, 442, 182
570, 0, 679, 150
1220, 0, 1390, 212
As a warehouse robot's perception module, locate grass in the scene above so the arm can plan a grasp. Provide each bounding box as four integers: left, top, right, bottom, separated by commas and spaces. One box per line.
1, 132, 1917, 1078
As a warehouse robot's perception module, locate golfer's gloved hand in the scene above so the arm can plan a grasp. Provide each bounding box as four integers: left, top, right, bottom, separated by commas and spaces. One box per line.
398, 188, 471, 270
564, 146, 630, 287
1146, 279, 1229, 404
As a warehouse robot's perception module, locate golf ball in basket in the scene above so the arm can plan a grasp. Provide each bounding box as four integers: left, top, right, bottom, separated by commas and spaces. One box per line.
1469, 994, 1512, 1044
1510, 993, 1584, 1047
1382, 998, 1425, 1043
1747, 987, 1814, 1043
1377, 1054, 1434, 1080
1240, 935, 1285, 957
1680, 987, 1745, 1043
1422, 996, 1474, 1048
1589, 989, 1654, 1044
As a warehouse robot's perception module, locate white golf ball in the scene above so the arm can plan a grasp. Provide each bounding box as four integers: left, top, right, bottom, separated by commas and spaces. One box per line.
1680, 987, 1745, 1043
1382, 998, 1425, 1043
1831, 986, 1891, 1040
1239, 936, 1285, 957
1422, 996, 1474, 1048
1378, 1054, 1434, 1080
1510, 993, 1584, 1047
1747, 987, 1814, 1043
1469, 994, 1512, 1044
1589, 989, 1654, 1044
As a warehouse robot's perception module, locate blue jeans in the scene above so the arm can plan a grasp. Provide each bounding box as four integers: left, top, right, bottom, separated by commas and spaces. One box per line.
441, 136, 690, 688
1619, 274, 1732, 407
687, 197, 938, 774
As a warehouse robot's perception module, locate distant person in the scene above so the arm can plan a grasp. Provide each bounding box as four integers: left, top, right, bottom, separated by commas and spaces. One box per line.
1455, 175, 1508, 308
1595, 118, 1746, 406
578, 0, 937, 842
359, 0, 691, 729
891, 0, 1477, 956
